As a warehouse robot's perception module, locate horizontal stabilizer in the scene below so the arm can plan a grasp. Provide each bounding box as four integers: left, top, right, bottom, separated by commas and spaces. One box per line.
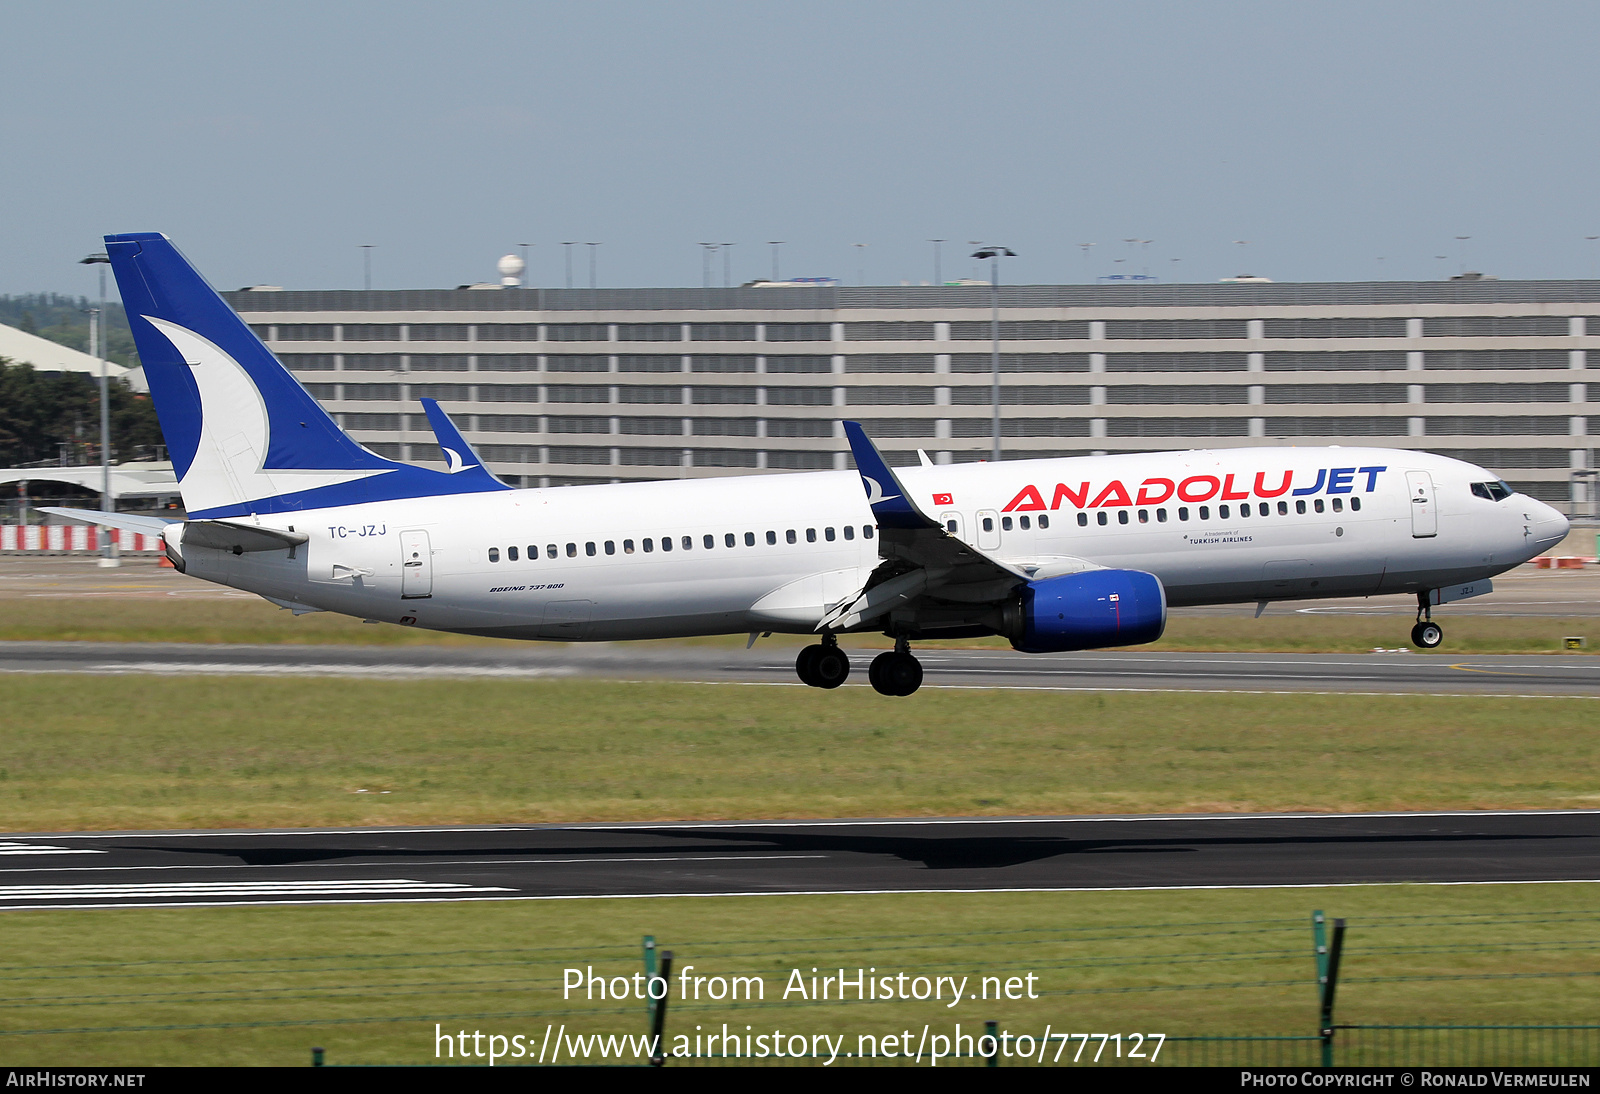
183, 520, 309, 554
36, 507, 176, 536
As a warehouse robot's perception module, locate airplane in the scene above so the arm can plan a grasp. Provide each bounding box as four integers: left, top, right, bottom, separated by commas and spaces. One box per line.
44, 233, 1572, 697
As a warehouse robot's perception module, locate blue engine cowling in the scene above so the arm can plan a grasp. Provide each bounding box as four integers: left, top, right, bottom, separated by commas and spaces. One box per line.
1005, 569, 1167, 653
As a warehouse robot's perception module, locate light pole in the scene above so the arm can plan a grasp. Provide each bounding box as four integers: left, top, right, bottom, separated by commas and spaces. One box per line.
929, 239, 945, 285
79, 252, 116, 566
767, 241, 784, 282
698, 244, 718, 288
360, 244, 374, 291
971, 245, 1016, 462
721, 244, 734, 288
1077, 242, 1095, 282
585, 243, 599, 289
560, 243, 579, 290
518, 243, 533, 289
852, 243, 867, 286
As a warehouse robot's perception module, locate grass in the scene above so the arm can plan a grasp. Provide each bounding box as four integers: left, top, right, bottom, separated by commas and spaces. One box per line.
0, 677, 1595, 831
0, 884, 1595, 1066
1, 594, 1597, 654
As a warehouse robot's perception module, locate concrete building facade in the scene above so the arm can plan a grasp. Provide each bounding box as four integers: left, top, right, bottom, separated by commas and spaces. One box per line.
224, 280, 1599, 513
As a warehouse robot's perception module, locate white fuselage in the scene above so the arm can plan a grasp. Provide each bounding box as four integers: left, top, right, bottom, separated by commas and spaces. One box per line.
174, 446, 1570, 642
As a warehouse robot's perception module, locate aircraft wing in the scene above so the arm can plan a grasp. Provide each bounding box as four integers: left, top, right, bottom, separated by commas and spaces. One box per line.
820, 422, 1028, 632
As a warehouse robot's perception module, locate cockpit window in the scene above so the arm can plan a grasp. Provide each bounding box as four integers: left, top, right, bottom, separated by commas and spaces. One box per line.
1471, 481, 1513, 502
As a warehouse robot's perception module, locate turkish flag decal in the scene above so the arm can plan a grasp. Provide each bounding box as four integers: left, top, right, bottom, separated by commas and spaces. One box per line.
932, 493, 954, 506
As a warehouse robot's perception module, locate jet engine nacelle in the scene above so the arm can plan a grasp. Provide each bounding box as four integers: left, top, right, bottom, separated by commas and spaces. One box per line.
998, 568, 1167, 653
160, 522, 186, 573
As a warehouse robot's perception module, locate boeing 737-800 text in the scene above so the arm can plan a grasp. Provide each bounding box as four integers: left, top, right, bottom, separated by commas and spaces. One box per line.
45, 234, 1571, 696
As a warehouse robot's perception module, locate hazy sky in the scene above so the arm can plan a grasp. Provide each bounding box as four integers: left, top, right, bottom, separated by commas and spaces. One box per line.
6, 1, 1600, 295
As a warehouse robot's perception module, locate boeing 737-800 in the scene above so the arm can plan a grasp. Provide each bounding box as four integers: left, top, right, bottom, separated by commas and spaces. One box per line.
46, 233, 1572, 696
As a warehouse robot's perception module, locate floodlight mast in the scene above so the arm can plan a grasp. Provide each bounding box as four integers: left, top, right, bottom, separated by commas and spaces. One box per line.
970, 246, 1016, 462
79, 252, 116, 566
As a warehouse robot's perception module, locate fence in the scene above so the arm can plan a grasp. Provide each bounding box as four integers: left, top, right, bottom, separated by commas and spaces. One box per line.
0, 525, 161, 552
1, 908, 1596, 1066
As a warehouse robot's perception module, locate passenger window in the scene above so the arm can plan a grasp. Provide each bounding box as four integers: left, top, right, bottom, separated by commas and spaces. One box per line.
945, 520, 957, 533
1077, 512, 1088, 527
546, 544, 557, 558
1296, 500, 1306, 515
1332, 498, 1343, 513
1157, 508, 1168, 522
1019, 515, 1031, 529
1240, 504, 1250, 518
605, 541, 615, 555
1038, 515, 1049, 529
863, 525, 874, 539
623, 539, 635, 554
825, 527, 836, 541
725, 533, 736, 548
1199, 506, 1210, 519
681, 536, 692, 550
1278, 501, 1288, 515
745, 532, 756, 546
1350, 497, 1361, 511
1001, 516, 1013, 531
786, 529, 797, 544
508, 546, 518, 561
982, 517, 994, 532
1138, 509, 1148, 524
1219, 505, 1230, 519
1096, 512, 1108, 526
661, 536, 672, 552
704, 534, 714, 549
488, 547, 500, 563
766, 531, 777, 545
807, 528, 817, 542
844, 526, 855, 540
643, 538, 654, 553
1117, 510, 1129, 525
1314, 499, 1325, 513
586, 542, 596, 556
1178, 507, 1189, 521
566, 543, 577, 557
527, 545, 537, 560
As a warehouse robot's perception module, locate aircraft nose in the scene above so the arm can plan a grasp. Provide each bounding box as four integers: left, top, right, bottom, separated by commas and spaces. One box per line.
1526, 499, 1570, 553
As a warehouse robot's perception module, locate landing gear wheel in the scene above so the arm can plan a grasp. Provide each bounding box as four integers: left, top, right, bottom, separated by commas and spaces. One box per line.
869, 651, 923, 696
795, 644, 824, 687
1411, 621, 1443, 649
811, 645, 850, 689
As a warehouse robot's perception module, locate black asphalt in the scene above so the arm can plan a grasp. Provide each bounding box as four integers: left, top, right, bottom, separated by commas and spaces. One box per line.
1, 640, 1597, 694
2, 811, 1596, 909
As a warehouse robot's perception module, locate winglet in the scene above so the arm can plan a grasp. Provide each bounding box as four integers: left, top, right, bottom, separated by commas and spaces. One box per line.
842, 420, 936, 530
419, 398, 506, 486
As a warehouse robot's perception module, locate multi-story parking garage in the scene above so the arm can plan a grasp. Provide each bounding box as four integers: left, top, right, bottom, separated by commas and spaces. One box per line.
225, 279, 1597, 513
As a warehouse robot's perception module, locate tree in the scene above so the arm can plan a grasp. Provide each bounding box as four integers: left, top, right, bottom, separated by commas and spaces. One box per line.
0, 359, 163, 467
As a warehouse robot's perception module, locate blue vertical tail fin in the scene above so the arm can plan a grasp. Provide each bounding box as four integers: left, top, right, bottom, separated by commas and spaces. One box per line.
106, 233, 508, 518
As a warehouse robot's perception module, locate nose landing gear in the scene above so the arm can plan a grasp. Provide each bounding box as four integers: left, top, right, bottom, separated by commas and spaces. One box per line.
796, 634, 850, 689
1411, 592, 1443, 649
868, 636, 924, 696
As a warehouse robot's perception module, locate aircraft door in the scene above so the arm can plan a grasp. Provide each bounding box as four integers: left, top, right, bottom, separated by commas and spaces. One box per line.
1406, 472, 1437, 538
400, 530, 433, 598
940, 510, 965, 541
975, 509, 1001, 551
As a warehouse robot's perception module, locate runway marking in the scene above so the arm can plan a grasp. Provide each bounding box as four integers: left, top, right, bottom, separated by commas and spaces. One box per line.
7, 879, 1596, 911
0, 663, 574, 679
0, 843, 104, 856
0, 880, 510, 905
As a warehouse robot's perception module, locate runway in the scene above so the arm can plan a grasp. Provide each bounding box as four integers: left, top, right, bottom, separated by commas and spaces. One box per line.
0, 811, 1596, 909
1, 639, 1597, 695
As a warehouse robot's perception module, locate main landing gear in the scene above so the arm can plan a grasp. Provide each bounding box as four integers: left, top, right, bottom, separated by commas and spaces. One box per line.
796, 634, 850, 689
1411, 592, 1443, 650
795, 634, 925, 696
868, 636, 924, 697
